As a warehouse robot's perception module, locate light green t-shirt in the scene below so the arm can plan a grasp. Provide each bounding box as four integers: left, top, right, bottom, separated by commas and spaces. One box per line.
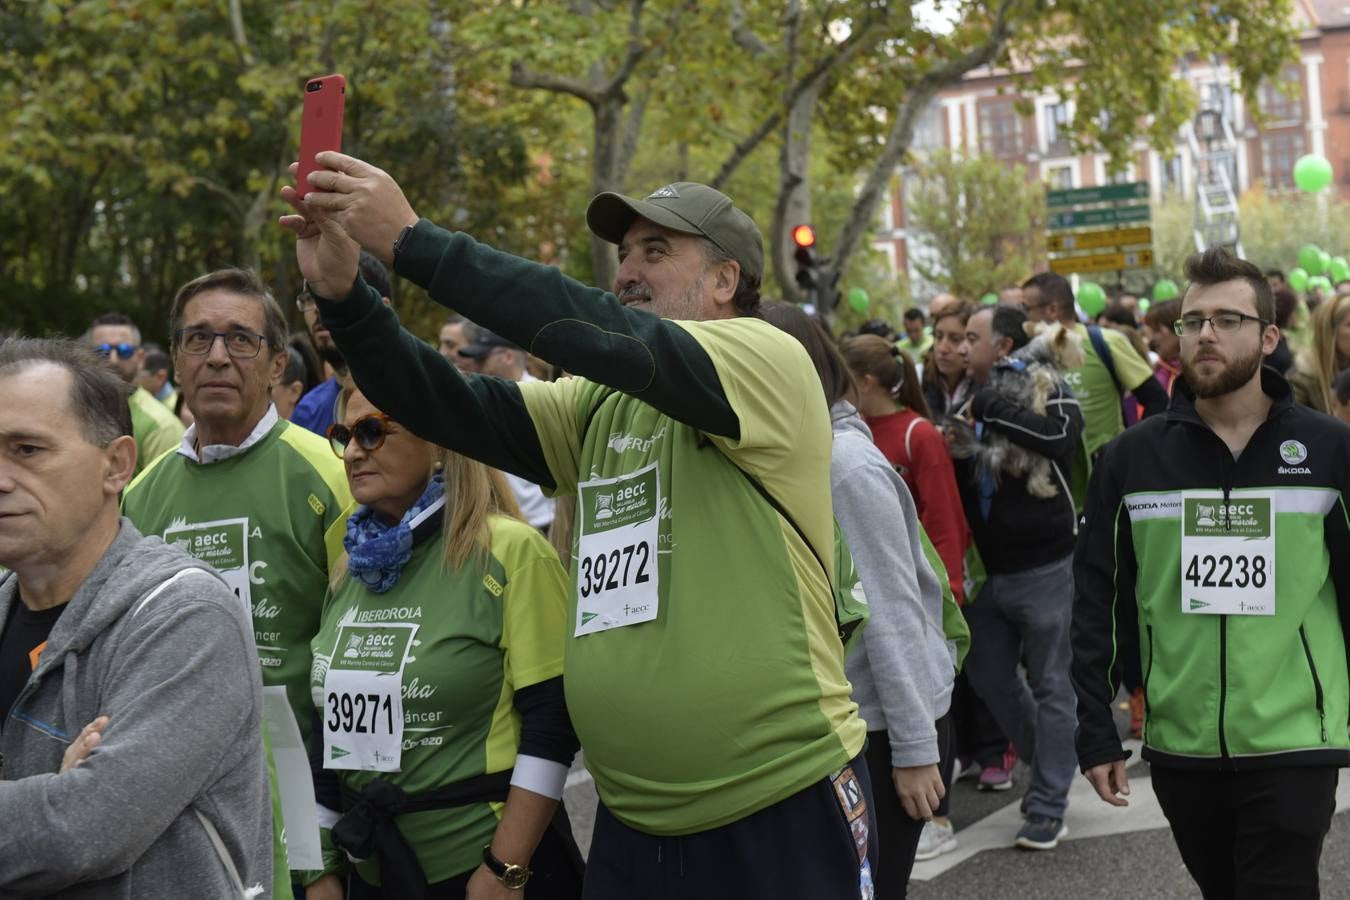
519, 316, 866, 836
897, 331, 933, 361
1066, 323, 1155, 455
122, 418, 353, 749
128, 385, 185, 474
311, 514, 568, 884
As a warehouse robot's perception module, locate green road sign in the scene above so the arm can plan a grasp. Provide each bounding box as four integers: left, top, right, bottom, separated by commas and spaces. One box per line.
1045, 181, 1150, 209
1048, 205, 1151, 230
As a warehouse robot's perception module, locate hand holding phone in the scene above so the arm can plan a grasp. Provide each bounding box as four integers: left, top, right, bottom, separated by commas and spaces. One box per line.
297, 74, 346, 197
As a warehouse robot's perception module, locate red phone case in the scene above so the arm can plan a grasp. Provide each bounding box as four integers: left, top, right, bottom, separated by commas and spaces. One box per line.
297, 74, 346, 197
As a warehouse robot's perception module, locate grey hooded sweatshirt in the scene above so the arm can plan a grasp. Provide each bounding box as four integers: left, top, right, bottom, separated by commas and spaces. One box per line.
831, 402, 957, 768
0, 520, 271, 899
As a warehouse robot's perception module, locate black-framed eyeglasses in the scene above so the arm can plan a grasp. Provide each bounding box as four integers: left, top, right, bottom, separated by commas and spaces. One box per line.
174, 328, 266, 358
94, 342, 138, 359
327, 413, 394, 458
1172, 313, 1268, 337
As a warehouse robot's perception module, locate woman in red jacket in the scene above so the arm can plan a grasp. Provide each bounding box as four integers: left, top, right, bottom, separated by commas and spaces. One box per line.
841, 335, 970, 604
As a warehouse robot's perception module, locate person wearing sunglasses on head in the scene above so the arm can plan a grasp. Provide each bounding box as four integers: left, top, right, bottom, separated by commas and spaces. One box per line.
305, 388, 581, 900
121, 268, 356, 899
85, 312, 184, 474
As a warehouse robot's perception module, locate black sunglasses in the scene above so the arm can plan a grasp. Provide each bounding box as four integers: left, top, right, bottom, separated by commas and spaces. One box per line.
327, 413, 393, 458
95, 342, 138, 359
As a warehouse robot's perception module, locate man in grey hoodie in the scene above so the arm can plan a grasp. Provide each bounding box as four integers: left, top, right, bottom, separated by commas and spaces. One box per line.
0, 338, 271, 899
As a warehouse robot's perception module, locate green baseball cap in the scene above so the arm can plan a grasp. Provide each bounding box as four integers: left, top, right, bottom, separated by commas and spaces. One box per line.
586, 182, 765, 283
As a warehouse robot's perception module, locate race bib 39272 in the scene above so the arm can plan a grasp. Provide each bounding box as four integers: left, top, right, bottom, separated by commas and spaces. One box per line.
574, 464, 660, 636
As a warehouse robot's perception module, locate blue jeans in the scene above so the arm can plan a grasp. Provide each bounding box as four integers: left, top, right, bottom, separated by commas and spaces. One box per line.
963, 554, 1078, 819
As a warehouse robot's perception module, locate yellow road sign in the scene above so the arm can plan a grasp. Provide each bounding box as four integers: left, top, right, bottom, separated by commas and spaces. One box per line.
1047, 227, 1152, 254
1049, 249, 1154, 275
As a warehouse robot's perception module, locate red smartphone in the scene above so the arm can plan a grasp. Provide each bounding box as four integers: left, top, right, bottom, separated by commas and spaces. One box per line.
297, 74, 346, 197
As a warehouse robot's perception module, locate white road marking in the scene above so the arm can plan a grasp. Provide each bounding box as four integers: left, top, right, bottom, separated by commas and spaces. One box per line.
912, 741, 1350, 880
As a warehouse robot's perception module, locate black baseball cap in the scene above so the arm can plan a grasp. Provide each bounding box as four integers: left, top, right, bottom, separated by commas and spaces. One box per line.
586, 182, 764, 283
458, 328, 520, 360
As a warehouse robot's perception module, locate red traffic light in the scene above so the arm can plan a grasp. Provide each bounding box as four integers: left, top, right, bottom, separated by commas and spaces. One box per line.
792, 224, 816, 248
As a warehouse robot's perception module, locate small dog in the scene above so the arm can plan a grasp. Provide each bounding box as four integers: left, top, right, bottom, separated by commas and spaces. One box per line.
943, 322, 1083, 499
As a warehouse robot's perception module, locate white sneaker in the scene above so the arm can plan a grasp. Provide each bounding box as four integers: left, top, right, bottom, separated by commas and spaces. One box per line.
914, 819, 958, 861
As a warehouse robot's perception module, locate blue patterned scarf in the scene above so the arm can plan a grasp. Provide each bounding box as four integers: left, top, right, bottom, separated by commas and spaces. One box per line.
344, 475, 445, 593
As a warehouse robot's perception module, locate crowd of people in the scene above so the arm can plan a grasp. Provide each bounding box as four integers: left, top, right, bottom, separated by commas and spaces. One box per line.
1, 154, 1350, 900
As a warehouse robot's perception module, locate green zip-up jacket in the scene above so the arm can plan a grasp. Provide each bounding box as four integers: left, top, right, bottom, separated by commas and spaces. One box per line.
1072, 368, 1350, 772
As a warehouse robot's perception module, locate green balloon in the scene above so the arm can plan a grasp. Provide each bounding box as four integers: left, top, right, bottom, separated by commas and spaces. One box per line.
1320, 251, 1332, 274
1289, 267, 1310, 292
1310, 275, 1333, 293
1293, 154, 1334, 193
1138, 299, 1151, 314
846, 287, 870, 314
1298, 245, 1326, 275
1152, 279, 1179, 302
1332, 257, 1350, 283
1077, 282, 1107, 316
979, 292, 999, 305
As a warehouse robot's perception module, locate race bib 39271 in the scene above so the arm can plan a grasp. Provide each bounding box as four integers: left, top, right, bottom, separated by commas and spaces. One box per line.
322, 623, 418, 771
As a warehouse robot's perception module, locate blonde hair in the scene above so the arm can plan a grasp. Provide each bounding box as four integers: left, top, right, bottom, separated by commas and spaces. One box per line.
331, 387, 523, 587
1300, 294, 1350, 413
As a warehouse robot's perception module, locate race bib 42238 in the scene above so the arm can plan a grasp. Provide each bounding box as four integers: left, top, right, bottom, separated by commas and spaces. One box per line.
1180, 493, 1275, 616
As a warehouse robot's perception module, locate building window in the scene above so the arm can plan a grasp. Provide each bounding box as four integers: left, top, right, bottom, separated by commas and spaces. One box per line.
1204, 82, 1234, 124
1259, 65, 1303, 124
1107, 165, 1135, 185
1045, 164, 1074, 189
979, 98, 1023, 158
912, 101, 943, 152
1044, 102, 1070, 154
1161, 153, 1184, 195
1262, 131, 1306, 190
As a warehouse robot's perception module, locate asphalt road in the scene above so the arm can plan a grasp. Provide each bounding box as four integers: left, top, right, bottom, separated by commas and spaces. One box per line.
560, 692, 1350, 898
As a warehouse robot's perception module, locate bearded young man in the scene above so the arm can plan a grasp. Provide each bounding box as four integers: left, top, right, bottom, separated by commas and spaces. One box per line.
1072, 248, 1350, 900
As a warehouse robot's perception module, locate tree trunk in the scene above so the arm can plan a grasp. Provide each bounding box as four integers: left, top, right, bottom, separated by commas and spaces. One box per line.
772, 77, 823, 308
589, 98, 624, 291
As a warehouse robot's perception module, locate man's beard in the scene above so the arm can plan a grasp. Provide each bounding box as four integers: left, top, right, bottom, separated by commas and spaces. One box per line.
1182, 344, 1264, 399
617, 274, 705, 320
314, 338, 345, 370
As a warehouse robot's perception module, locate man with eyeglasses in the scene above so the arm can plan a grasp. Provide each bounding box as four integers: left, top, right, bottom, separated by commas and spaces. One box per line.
1073, 248, 1350, 899
292, 252, 393, 437
1022, 273, 1168, 459
121, 268, 354, 896
85, 313, 184, 474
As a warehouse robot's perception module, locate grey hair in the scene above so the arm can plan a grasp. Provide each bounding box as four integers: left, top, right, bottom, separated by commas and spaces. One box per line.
169, 268, 288, 354
700, 238, 762, 317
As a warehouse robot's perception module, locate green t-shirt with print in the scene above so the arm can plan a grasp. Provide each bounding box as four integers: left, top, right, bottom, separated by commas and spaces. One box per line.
128, 384, 185, 474
1066, 323, 1156, 456
310, 514, 568, 885
519, 316, 867, 836
122, 418, 353, 749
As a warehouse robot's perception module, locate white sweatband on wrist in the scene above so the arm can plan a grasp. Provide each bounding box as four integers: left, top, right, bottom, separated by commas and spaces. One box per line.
510, 755, 569, 800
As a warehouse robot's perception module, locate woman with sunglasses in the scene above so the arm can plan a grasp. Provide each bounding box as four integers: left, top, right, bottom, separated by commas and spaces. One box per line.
306, 388, 582, 900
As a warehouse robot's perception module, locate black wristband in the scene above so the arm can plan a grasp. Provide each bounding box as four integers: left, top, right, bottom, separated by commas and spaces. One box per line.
392, 223, 415, 266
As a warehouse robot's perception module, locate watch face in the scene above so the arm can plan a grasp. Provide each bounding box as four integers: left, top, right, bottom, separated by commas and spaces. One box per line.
502, 865, 530, 889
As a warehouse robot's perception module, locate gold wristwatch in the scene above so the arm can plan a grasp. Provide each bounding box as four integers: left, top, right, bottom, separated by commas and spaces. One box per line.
482, 845, 531, 890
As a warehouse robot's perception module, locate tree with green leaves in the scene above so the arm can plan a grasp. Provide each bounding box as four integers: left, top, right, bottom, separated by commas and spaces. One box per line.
905, 150, 1045, 300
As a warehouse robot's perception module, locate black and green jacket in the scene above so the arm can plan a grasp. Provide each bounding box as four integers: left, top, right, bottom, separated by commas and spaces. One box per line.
1072, 368, 1350, 772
